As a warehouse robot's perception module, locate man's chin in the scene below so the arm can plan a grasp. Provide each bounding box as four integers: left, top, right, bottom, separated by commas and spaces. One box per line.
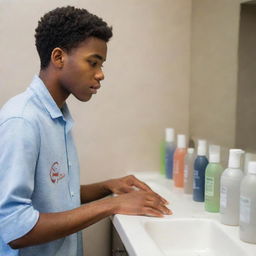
74, 94, 93, 102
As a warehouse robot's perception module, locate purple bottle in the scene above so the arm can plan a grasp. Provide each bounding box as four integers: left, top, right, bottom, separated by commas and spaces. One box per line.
165, 128, 176, 179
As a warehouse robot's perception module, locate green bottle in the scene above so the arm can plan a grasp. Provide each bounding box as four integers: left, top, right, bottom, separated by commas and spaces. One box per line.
160, 140, 166, 175
205, 145, 224, 212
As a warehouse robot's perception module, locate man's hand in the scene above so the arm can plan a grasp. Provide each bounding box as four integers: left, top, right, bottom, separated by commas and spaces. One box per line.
103, 175, 172, 217
80, 175, 172, 217
104, 175, 168, 203
104, 175, 153, 193
107, 189, 172, 217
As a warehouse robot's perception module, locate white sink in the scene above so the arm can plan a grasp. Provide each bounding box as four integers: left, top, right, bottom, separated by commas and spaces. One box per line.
112, 172, 256, 256
144, 218, 247, 256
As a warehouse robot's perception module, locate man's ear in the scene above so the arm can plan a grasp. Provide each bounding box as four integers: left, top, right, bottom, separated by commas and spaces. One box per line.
51, 47, 66, 68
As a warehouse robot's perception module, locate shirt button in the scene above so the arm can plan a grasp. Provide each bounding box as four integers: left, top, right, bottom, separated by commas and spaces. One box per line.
68, 162, 72, 167
71, 191, 75, 197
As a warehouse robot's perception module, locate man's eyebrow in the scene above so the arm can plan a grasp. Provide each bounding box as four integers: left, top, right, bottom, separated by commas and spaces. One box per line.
90, 54, 105, 61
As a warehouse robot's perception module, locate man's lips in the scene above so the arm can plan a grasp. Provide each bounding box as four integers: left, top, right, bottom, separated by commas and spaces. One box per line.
90, 85, 101, 94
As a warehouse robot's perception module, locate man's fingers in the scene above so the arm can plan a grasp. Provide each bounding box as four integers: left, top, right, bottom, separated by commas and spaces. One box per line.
143, 207, 164, 218
130, 177, 170, 205
145, 196, 172, 215
153, 192, 169, 205
132, 178, 152, 192
145, 190, 169, 205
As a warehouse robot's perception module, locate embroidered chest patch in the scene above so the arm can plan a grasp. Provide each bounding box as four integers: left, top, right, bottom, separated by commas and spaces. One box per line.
49, 162, 65, 184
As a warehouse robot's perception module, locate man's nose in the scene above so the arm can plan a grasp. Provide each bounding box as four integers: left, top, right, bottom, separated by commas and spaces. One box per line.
95, 69, 104, 82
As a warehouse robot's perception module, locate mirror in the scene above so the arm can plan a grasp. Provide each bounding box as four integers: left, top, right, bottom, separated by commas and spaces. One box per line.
236, 1, 256, 152
188, 0, 256, 168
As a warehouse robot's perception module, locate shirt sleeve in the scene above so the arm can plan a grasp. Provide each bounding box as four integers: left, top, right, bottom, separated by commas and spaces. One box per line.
0, 117, 40, 244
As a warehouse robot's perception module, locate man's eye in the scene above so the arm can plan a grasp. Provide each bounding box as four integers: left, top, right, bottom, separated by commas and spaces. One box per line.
89, 61, 97, 67
88, 60, 104, 69
88, 60, 97, 67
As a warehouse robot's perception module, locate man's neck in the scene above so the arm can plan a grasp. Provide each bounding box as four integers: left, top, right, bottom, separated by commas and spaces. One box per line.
39, 69, 70, 108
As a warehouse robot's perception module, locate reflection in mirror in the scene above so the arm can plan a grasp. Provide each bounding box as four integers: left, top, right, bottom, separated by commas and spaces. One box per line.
236, 1, 256, 153
189, 0, 256, 171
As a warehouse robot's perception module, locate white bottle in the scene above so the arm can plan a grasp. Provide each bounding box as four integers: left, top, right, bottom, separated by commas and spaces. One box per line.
239, 161, 256, 244
220, 149, 244, 225
184, 148, 195, 194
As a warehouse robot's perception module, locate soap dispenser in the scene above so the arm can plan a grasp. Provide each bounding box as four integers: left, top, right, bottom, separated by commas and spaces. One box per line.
220, 149, 244, 226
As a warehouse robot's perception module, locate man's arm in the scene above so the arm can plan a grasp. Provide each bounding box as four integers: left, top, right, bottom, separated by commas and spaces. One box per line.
80, 181, 112, 203
9, 190, 172, 249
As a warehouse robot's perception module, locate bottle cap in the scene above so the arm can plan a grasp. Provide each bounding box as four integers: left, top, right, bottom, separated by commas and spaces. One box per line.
187, 148, 194, 154
209, 145, 220, 163
248, 161, 256, 175
197, 140, 207, 156
165, 128, 175, 142
228, 149, 244, 169
177, 134, 186, 149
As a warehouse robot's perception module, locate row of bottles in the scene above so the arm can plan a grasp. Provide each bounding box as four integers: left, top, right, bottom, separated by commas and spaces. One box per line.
162, 128, 256, 244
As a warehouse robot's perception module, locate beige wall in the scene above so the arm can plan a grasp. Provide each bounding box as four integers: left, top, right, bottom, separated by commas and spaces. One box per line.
0, 0, 191, 255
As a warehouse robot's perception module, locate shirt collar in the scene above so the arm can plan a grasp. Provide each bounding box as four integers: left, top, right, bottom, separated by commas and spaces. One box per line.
28, 75, 74, 129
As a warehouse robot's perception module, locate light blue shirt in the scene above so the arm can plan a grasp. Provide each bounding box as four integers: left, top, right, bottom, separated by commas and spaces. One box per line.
0, 76, 83, 256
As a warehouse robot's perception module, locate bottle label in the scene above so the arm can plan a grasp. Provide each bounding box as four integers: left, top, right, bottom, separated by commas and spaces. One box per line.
220, 186, 227, 208
240, 196, 251, 224
193, 169, 199, 189
205, 176, 214, 196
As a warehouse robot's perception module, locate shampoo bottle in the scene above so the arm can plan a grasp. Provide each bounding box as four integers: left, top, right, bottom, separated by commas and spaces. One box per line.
184, 148, 195, 194
193, 140, 208, 202
164, 128, 176, 179
220, 149, 244, 226
173, 134, 187, 187
239, 161, 256, 244
204, 145, 223, 212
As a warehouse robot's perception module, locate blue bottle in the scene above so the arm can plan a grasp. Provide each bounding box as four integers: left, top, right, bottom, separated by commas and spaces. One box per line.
193, 140, 209, 202
165, 128, 176, 179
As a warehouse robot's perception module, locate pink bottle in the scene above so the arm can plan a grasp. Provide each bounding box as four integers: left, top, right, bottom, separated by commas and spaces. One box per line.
173, 134, 187, 187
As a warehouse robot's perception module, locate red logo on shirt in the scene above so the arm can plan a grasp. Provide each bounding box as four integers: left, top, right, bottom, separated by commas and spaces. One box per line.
49, 162, 65, 183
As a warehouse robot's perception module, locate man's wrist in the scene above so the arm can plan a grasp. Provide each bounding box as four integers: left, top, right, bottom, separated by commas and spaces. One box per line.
103, 196, 119, 215
101, 179, 114, 195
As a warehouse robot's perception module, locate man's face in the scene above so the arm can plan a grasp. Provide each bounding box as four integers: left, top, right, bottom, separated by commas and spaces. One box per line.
59, 37, 107, 102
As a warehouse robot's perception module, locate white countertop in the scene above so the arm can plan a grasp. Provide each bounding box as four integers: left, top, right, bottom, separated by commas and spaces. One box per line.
112, 171, 256, 256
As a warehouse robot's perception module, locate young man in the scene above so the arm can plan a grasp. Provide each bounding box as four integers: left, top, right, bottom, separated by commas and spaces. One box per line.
0, 6, 172, 256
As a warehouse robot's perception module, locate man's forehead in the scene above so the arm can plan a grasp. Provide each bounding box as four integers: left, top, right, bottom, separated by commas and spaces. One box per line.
77, 38, 107, 59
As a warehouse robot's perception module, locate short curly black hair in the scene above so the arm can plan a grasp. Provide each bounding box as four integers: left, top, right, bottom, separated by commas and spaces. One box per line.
35, 6, 113, 69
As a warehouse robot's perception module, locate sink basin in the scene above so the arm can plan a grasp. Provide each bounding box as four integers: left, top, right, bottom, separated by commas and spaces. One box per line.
113, 173, 255, 256
144, 218, 247, 256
